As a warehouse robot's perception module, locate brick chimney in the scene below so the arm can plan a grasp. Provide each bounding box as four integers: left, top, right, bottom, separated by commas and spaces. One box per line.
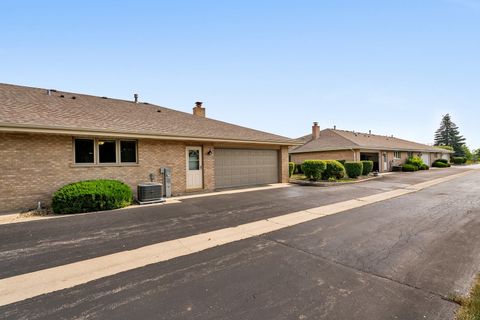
193, 102, 206, 117
312, 122, 320, 140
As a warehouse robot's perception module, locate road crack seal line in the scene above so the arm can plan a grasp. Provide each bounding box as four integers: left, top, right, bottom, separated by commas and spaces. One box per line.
262, 236, 457, 305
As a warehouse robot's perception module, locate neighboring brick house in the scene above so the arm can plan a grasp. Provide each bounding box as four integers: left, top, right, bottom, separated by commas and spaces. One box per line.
0, 83, 298, 213
290, 122, 453, 172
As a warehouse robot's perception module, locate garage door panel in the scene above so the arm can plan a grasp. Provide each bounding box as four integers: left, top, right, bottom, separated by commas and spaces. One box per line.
215, 149, 278, 189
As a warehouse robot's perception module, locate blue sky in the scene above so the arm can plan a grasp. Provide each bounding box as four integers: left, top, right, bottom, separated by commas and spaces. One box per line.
1, 0, 478, 148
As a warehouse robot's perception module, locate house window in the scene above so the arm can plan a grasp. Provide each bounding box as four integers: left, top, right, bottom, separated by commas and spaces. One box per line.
74, 138, 137, 165
98, 140, 117, 163
407, 152, 413, 158
121, 141, 137, 163
75, 139, 94, 163
394, 151, 401, 159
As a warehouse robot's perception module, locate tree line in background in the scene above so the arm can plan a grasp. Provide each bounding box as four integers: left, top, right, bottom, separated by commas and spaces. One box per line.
434, 114, 479, 162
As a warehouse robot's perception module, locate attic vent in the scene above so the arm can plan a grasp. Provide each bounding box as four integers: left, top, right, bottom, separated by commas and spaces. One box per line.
71, 96, 76, 100
143, 102, 149, 105
101, 96, 108, 99
60, 95, 65, 98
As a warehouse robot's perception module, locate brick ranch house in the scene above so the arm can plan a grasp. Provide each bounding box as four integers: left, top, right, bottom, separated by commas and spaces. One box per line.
290, 122, 454, 172
0, 83, 298, 213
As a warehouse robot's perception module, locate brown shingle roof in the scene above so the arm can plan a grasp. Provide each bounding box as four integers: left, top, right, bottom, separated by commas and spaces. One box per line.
0, 83, 297, 145
290, 129, 453, 154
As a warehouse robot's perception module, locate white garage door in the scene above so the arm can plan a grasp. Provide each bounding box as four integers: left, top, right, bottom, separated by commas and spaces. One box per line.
421, 153, 430, 165
215, 149, 279, 189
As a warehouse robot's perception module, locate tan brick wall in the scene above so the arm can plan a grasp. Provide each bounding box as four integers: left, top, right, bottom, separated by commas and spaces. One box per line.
202, 144, 215, 191
0, 133, 290, 213
279, 146, 289, 183
0, 133, 196, 212
290, 150, 358, 164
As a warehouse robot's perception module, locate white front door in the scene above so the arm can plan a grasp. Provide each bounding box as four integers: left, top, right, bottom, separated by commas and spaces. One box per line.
383, 153, 388, 171
186, 146, 203, 189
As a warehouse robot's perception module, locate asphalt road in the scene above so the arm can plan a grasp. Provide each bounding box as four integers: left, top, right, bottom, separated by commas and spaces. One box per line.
1, 167, 479, 319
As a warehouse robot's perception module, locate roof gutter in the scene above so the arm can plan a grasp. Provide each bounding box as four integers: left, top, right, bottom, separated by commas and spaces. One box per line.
290, 146, 454, 154
0, 124, 302, 146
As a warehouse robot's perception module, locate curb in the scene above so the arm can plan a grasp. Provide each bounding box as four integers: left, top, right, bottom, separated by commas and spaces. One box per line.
289, 175, 383, 187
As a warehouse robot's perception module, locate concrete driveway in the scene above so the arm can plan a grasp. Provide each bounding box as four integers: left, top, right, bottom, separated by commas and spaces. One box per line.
1, 167, 479, 319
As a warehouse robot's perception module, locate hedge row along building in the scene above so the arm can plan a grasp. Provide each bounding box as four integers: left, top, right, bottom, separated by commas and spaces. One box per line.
0, 83, 298, 213
290, 122, 453, 172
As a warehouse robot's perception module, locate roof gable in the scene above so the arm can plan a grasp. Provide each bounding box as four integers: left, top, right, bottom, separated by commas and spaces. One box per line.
290, 129, 453, 154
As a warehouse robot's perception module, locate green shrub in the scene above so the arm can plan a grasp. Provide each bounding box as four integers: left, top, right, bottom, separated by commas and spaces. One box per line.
452, 157, 465, 165
435, 159, 449, 164
344, 161, 363, 179
406, 156, 424, 167
289, 162, 295, 177
322, 160, 346, 180
302, 160, 327, 181
432, 161, 450, 168
337, 159, 346, 165
419, 164, 429, 170
52, 179, 133, 214
402, 164, 418, 172
361, 160, 374, 175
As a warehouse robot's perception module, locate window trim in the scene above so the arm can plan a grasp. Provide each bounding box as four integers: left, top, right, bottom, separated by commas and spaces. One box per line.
394, 151, 401, 159
73, 138, 138, 166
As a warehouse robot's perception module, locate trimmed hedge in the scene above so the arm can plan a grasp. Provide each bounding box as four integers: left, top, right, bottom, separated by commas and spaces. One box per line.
419, 164, 430, 170
361, 160, 374, 175
344, 161, 363, 179
302, 160, 327, 181
402, 164, 418, 172
289, 162, 295, 177
406, 156, 424, 167
322, 160, 346, 180
452, 157, 466, 165
435, 158, 449, 164
432, 161, 450, 168
337, 159, 346, 165
52, 179, 133, 214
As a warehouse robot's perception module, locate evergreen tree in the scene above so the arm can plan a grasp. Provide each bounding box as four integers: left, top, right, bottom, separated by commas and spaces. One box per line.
434, 114, 466, 157
461, 145, 473, 161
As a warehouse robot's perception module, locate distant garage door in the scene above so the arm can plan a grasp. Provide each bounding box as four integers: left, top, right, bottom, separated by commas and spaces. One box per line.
215, 149, 279, 189
421, 153, 430, 165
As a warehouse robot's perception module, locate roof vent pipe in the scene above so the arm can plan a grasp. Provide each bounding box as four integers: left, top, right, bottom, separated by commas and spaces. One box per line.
334, 125, 336, 130
134, 93, 139, 103
369, 130, 371, 135
46, 89, 51, 96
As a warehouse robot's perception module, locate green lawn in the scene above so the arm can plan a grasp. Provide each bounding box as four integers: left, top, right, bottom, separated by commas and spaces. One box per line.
455, 276, 480, 320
